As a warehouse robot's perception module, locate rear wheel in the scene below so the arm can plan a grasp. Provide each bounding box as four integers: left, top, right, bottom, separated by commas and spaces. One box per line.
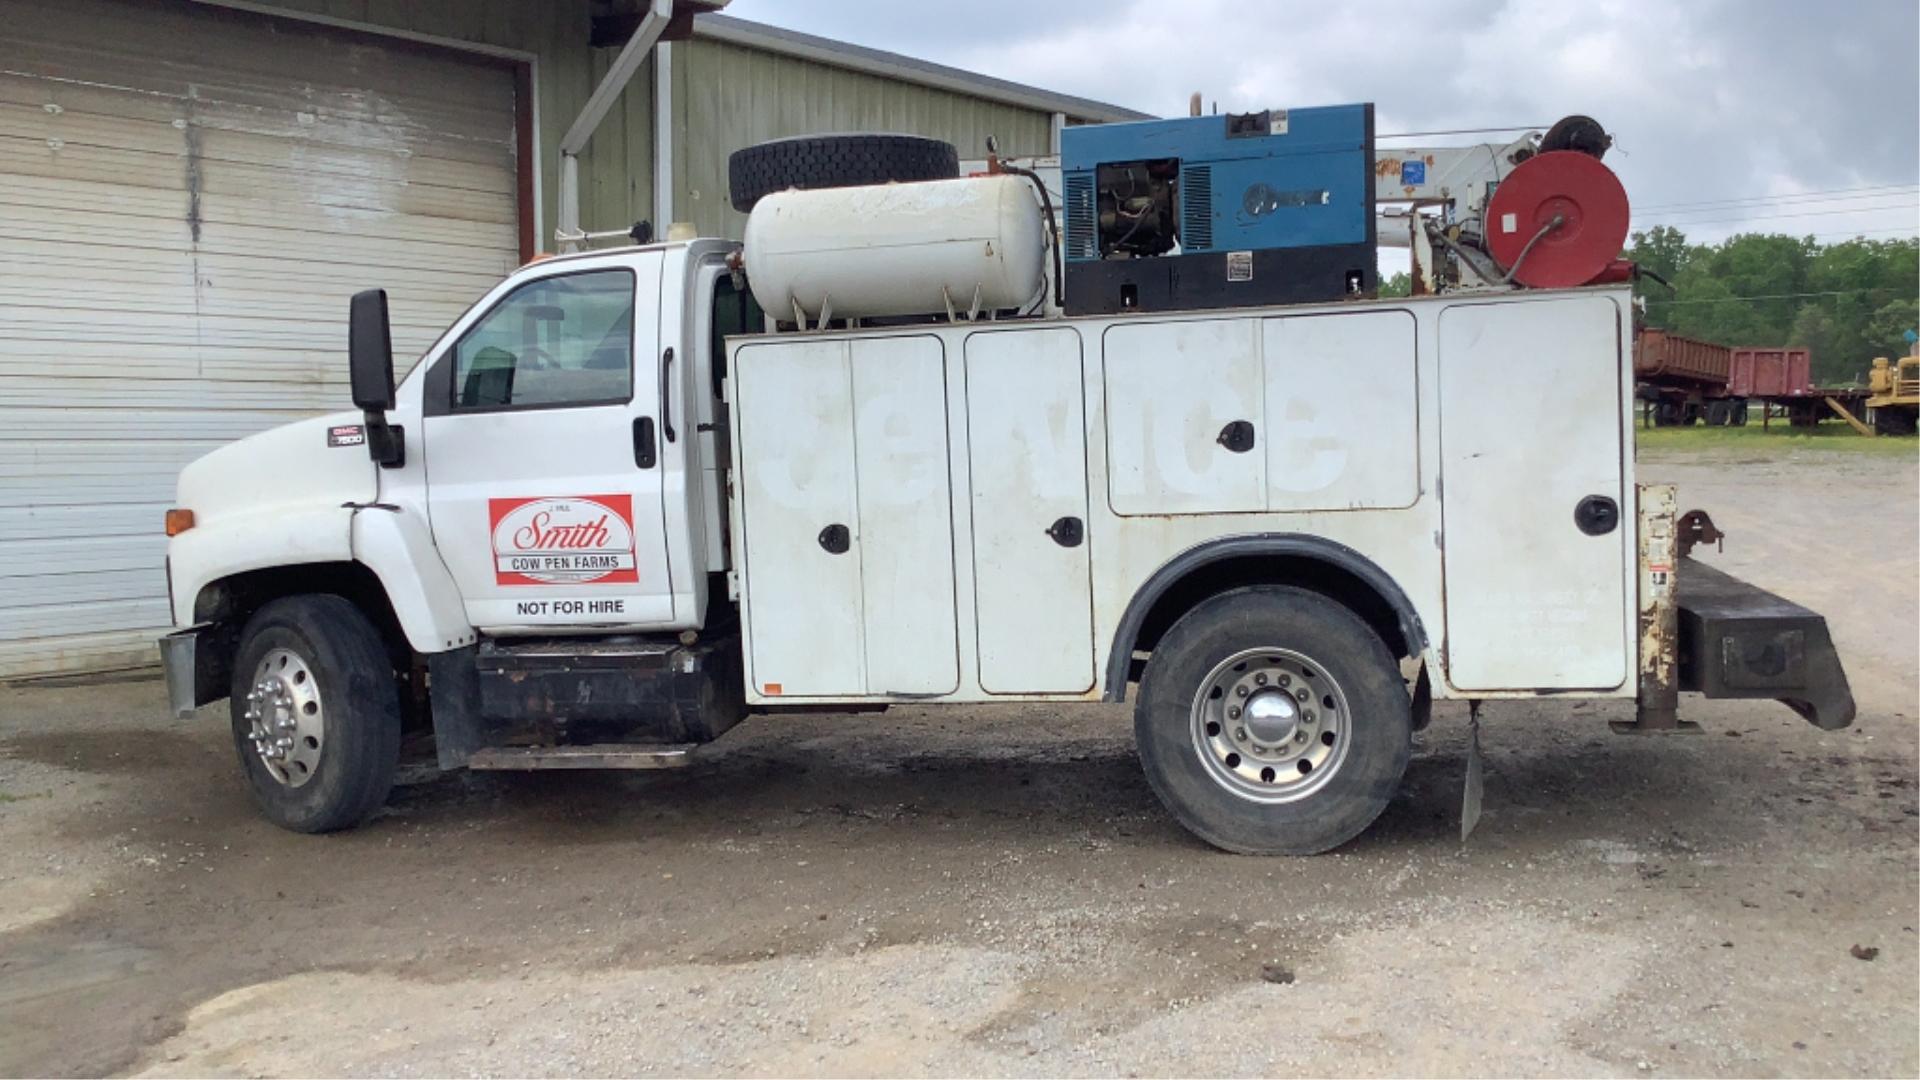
727, 133, 960, 212
1134, 586, 1412, 855
229, 595, 401, 833
1872, 406, 1916, 436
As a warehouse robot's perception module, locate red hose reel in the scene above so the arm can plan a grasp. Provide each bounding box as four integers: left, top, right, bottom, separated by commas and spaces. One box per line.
1484, 150, 1632, 288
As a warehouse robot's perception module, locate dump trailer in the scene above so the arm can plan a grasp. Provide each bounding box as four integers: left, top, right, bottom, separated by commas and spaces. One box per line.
159, 111, 1855, 855
1636, 329, 1733, 426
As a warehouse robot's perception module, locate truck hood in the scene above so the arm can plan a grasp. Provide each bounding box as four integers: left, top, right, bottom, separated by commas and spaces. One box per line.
176, 412, 377, 526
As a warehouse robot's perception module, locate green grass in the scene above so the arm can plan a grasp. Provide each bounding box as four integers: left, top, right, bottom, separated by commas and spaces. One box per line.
1634, 421, 1920, 457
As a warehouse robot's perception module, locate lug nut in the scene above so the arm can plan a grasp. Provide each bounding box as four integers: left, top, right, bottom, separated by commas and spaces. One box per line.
1235, 727, 1249, 742
1235, 686, 1249, 698
1302, 710, 1314, 723
1278, 674, 1291, 687
1296, 688, 1310, 702
1227, 706, 1241, 720
1254, 673, 1267, 686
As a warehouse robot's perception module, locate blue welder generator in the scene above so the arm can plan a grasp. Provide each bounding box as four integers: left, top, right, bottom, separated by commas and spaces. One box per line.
1060, 103, 1375, 315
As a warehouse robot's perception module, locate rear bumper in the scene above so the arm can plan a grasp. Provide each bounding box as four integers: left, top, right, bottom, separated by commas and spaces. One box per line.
158, 624, 235, 719
1676, 557, 1855, 730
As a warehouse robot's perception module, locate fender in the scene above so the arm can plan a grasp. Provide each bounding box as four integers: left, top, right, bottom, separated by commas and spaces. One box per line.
170, 506, 357, 627
1103, 533, 1428, 701
351, 506, 477, 652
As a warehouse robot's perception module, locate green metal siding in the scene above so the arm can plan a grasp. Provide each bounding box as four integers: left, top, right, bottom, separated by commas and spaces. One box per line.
669, 37, 1054, 239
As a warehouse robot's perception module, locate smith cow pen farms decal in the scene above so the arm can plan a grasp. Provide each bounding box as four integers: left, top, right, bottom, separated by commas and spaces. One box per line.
489, 495, 639, 586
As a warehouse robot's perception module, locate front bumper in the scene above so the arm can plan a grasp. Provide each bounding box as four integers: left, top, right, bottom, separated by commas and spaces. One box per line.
1676, 557, 1855, 730
159, 624, 235, 719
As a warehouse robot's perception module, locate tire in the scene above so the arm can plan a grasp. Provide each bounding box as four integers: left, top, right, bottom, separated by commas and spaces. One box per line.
1731, 398, 1749, 426
727, 133, 960, 213
229, 594, 402, 833
1872, 406, 1917, 436
1705, 400, 1730, 427
1134, 586, 1412, 855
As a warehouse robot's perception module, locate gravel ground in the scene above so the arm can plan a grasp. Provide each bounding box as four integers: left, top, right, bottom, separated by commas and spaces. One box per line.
0, 444, 1914, 1078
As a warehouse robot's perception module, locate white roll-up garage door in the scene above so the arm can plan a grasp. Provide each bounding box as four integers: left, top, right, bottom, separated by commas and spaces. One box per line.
0, 0, 523, 677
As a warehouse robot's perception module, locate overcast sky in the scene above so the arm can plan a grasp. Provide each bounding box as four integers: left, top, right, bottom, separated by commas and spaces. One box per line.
723, 0, 1920, 256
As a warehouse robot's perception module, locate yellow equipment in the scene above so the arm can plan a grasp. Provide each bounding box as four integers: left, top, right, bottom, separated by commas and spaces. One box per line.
1865, 354, 1919, 436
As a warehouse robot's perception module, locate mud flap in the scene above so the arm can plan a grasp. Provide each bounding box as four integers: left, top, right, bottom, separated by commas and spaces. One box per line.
1461, 700, 1484, 842
1674, 557, 1855, 730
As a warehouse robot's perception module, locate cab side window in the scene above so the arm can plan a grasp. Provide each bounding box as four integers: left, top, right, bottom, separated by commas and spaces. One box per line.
708, 273, 765, 398
452, 269, 635, 410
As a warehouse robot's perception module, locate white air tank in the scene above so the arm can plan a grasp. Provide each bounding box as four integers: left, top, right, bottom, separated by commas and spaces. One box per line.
743, 175, 1046, 321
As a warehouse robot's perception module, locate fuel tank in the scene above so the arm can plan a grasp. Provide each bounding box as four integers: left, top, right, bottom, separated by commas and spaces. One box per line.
742, 175, 1046, 321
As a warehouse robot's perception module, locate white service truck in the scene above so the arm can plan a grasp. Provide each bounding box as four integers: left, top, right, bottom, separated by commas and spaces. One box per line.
160, 123, 1853, 854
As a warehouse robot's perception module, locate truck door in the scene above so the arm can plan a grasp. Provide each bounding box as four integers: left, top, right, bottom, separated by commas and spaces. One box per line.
964, 327, 1096, 693
1438, 294, 1631, 690
732, 335, 959, 698
422, 255, 680, 631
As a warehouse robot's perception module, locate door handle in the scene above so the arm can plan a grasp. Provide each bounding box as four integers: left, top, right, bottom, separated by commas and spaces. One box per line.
1045, 516, 1084, 547
817, 523, 850, 554
660, 347, 676, 443
1574, 494, 1619, 536
1216, 420, 1256, 453
632, 417, 656, 469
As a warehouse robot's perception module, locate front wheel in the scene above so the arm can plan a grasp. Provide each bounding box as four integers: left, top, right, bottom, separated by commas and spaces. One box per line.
229, 594, 401, 833
1134, 586, 1411, 854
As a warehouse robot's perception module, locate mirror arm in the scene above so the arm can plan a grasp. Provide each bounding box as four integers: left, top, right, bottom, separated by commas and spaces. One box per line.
363, 410, 405, 468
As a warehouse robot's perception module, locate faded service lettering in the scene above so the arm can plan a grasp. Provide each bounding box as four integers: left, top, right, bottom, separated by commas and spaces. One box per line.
488, 495, 638, 586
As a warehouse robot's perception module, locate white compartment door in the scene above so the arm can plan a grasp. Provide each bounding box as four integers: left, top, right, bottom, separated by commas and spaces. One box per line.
1103, 319, 1265, 515
1439, 296, 1630, 690
734, 340, 864, 696
964, 328, 1095, 693
849, 337, 959, 695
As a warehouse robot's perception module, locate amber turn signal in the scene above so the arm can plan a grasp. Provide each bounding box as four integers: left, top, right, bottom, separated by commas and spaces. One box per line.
164, 508, 195, 536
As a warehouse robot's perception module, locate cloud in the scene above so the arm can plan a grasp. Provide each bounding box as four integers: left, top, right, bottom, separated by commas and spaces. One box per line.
722, 0, 1920, 244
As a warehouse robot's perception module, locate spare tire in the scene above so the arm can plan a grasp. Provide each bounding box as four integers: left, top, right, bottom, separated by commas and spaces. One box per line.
728, 133, 960, 213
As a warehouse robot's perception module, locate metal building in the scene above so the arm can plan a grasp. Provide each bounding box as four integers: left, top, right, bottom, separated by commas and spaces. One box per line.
0, 0, 1147, 677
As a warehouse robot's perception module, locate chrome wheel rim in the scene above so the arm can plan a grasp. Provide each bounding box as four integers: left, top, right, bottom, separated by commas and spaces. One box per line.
242, 647, 324, 788
1190, 647, 1351, 803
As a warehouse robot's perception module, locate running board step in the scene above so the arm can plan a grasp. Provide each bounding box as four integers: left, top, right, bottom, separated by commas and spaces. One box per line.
466, 744, 699, 770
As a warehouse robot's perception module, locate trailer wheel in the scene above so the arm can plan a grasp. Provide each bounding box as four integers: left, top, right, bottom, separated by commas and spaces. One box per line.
1731, 398, 1749, 426
1133, 586, 1412, 855
727, 133, 960, 213
1705, 400, 1731, 426
229, 595, 401, 833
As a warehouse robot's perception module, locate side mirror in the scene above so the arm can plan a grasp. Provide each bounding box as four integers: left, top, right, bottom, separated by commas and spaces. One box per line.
349, 289, 395, 412
348, 289, 405, 468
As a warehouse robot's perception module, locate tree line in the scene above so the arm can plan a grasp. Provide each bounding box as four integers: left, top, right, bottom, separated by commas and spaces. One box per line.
1380, 230, 1918, 387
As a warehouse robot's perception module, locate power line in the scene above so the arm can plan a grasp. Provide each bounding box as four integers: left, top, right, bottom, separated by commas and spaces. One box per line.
1803, 225, 1920, 239
1647, 287, 1909, 307
1631, 223, 1919, 240
1634, 201, 1919, 228
1376, 125, 1551, 139
1634, 183, 1920, 213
